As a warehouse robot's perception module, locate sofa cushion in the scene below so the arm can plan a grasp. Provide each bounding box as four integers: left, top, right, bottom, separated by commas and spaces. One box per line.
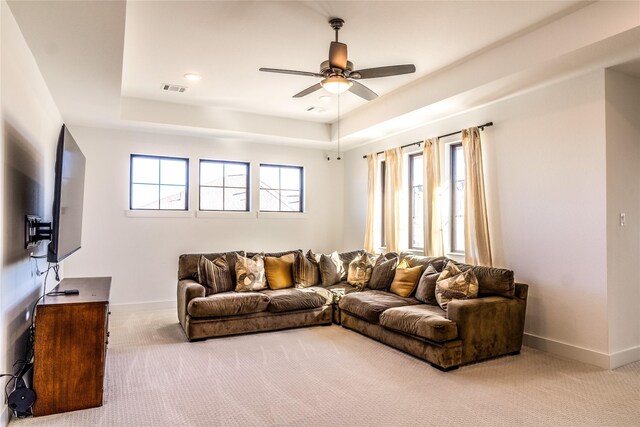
293, 250, 320, 288
379, 305, 458, 343
187, 292, 270, 318
235, 254, 268, 292
197, 255, 234, 295
338, 290, 420, 324
319, 251, 345, 287
261, 288, 327, 313
339, 250, 364, 278
414, 265, 439, 305
454, 262, 515, 298
436, 262, 479, 310
367, 257, 398, 291
264, 253, 296, 290
347, 253, 373, 289
179, 251, 245, 282
389, 265, 422, 297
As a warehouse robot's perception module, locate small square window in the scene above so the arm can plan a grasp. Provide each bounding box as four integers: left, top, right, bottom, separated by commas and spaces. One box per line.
130, 155, 188, 210
259, 164, 303, 212
199, 160, 250, 211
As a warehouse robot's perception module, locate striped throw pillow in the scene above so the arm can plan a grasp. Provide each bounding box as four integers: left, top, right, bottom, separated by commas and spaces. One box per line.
198, 256, 233, 295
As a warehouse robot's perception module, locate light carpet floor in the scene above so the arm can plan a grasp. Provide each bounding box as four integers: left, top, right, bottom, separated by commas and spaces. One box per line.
11, 308, 640, 426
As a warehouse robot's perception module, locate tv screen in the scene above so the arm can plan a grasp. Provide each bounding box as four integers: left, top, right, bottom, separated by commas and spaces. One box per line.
48, 125, 86, 263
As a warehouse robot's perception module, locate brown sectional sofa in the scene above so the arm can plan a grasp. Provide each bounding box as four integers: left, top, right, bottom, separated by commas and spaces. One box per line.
177, 250, 528, 371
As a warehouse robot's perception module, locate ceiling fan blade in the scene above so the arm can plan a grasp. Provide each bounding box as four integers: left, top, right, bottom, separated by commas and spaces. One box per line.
348, 80, 378, 101
293, 83, 323, 98
329, 42, 348, 69
352, 64, 416, 79
259, 68, 323, 78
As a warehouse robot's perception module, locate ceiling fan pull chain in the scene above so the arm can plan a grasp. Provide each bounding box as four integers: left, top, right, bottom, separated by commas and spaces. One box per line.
337, 93, 341, 160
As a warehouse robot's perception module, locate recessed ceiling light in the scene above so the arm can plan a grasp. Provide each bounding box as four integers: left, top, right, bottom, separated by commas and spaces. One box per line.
319, 95, 332, 103
184, 73, 202, 81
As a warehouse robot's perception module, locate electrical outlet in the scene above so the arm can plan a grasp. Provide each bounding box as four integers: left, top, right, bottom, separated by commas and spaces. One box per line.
620, 213, 626, 227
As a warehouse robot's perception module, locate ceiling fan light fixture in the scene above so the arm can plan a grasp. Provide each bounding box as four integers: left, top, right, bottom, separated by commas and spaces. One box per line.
321, 76, 352, 94
184, 73, 202, 81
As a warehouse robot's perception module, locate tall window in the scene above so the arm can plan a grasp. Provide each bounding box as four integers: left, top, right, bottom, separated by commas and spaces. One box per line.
380, 160, 386, 247
199, 160, 249, 211
409, 153, 424, 250
259, 164, 303, 212
130, 155, 188, 210
451, 144, 465, 253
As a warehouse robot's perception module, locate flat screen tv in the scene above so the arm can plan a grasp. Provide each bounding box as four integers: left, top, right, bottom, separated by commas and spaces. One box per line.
47, 125, 86, 263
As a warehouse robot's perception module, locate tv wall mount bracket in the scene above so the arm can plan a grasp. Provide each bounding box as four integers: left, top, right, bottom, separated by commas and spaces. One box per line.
25, 215, 52, 249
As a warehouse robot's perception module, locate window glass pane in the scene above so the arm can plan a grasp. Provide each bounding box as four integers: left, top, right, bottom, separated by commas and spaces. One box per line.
280, 167, 301, 190
412, 185, 424, 248
159, 185, 186, 210
161, 159, 187, 185
260, 189, 280, 211
260, 166, 279, 190
131, 157, 159, 184
280, 190, 300, 212
452, 145, 465, 252
201, 162, 223, 187
225, 188, 247, 211
412, 155, 423, 186
200, 187, 223, 210
131, 183, 159, 209
225, 163, 248, 188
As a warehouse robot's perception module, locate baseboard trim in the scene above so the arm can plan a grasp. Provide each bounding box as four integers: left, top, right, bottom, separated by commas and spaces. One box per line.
1, 405, 9, 427
609, 345, 640, 369
109, 300, 174, 314
523, 333, 610, 369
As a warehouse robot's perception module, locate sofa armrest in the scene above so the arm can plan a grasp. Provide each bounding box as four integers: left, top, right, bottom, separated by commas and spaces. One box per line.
447, 295, 527, 364
177, 279, 205, 328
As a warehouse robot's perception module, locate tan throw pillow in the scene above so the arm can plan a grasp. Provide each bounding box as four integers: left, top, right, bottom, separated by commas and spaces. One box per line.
347, 253, 373, 289
294, 250, 320, 288
389, 265, 422, 297
235, 254, 267, 292
264, 253, 295, 290
319, 251, 345, 287
435, 261, 479, 310
197, 256, 233, 295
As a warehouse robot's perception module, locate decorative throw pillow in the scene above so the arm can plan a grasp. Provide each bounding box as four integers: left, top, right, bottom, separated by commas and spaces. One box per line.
397, 258, 410, 269
389, 265, 422, 297
435, 261, 479, 310
294, 250, 320, 288
347, 253, 374, 289
414, 264, 439, 304
319, 251, 345, 287
338, 250, 363, 280
197, 256, 233, 295
235, 254, 267, 292
264, 253, 296, 290
367, 257, 398, 290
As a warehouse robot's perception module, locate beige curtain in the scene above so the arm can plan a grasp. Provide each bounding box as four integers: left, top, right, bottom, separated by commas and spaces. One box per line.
363, 154, 377, 253
384, 148, 403, 252
461, 127, 492, 266
423, 138, 444, 256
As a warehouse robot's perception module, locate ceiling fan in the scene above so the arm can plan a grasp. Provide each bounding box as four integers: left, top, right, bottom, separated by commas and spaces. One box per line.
259, 18, 416, 101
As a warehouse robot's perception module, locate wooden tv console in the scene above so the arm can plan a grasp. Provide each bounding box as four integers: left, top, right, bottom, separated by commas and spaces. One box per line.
32, 277, 111, 416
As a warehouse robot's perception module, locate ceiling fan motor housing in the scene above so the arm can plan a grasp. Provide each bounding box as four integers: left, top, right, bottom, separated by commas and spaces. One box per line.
320, 60, 354, 76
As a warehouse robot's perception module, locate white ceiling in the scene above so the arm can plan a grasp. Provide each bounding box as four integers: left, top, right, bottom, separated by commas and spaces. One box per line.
7, 1, 640, 149
121, 1, 582, 122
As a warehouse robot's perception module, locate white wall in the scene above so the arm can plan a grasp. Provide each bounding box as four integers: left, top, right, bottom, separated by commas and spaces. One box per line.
605, 69, 640, 368
343, 71, 612, 366
63, 127, 344, 307
0, 1, 63, 423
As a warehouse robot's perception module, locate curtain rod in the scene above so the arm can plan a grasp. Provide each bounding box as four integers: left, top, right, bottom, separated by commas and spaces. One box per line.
362, 121, 494, 159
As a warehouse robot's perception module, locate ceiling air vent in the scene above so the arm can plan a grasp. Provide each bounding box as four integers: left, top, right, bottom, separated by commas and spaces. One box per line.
161, 83, 187, 93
